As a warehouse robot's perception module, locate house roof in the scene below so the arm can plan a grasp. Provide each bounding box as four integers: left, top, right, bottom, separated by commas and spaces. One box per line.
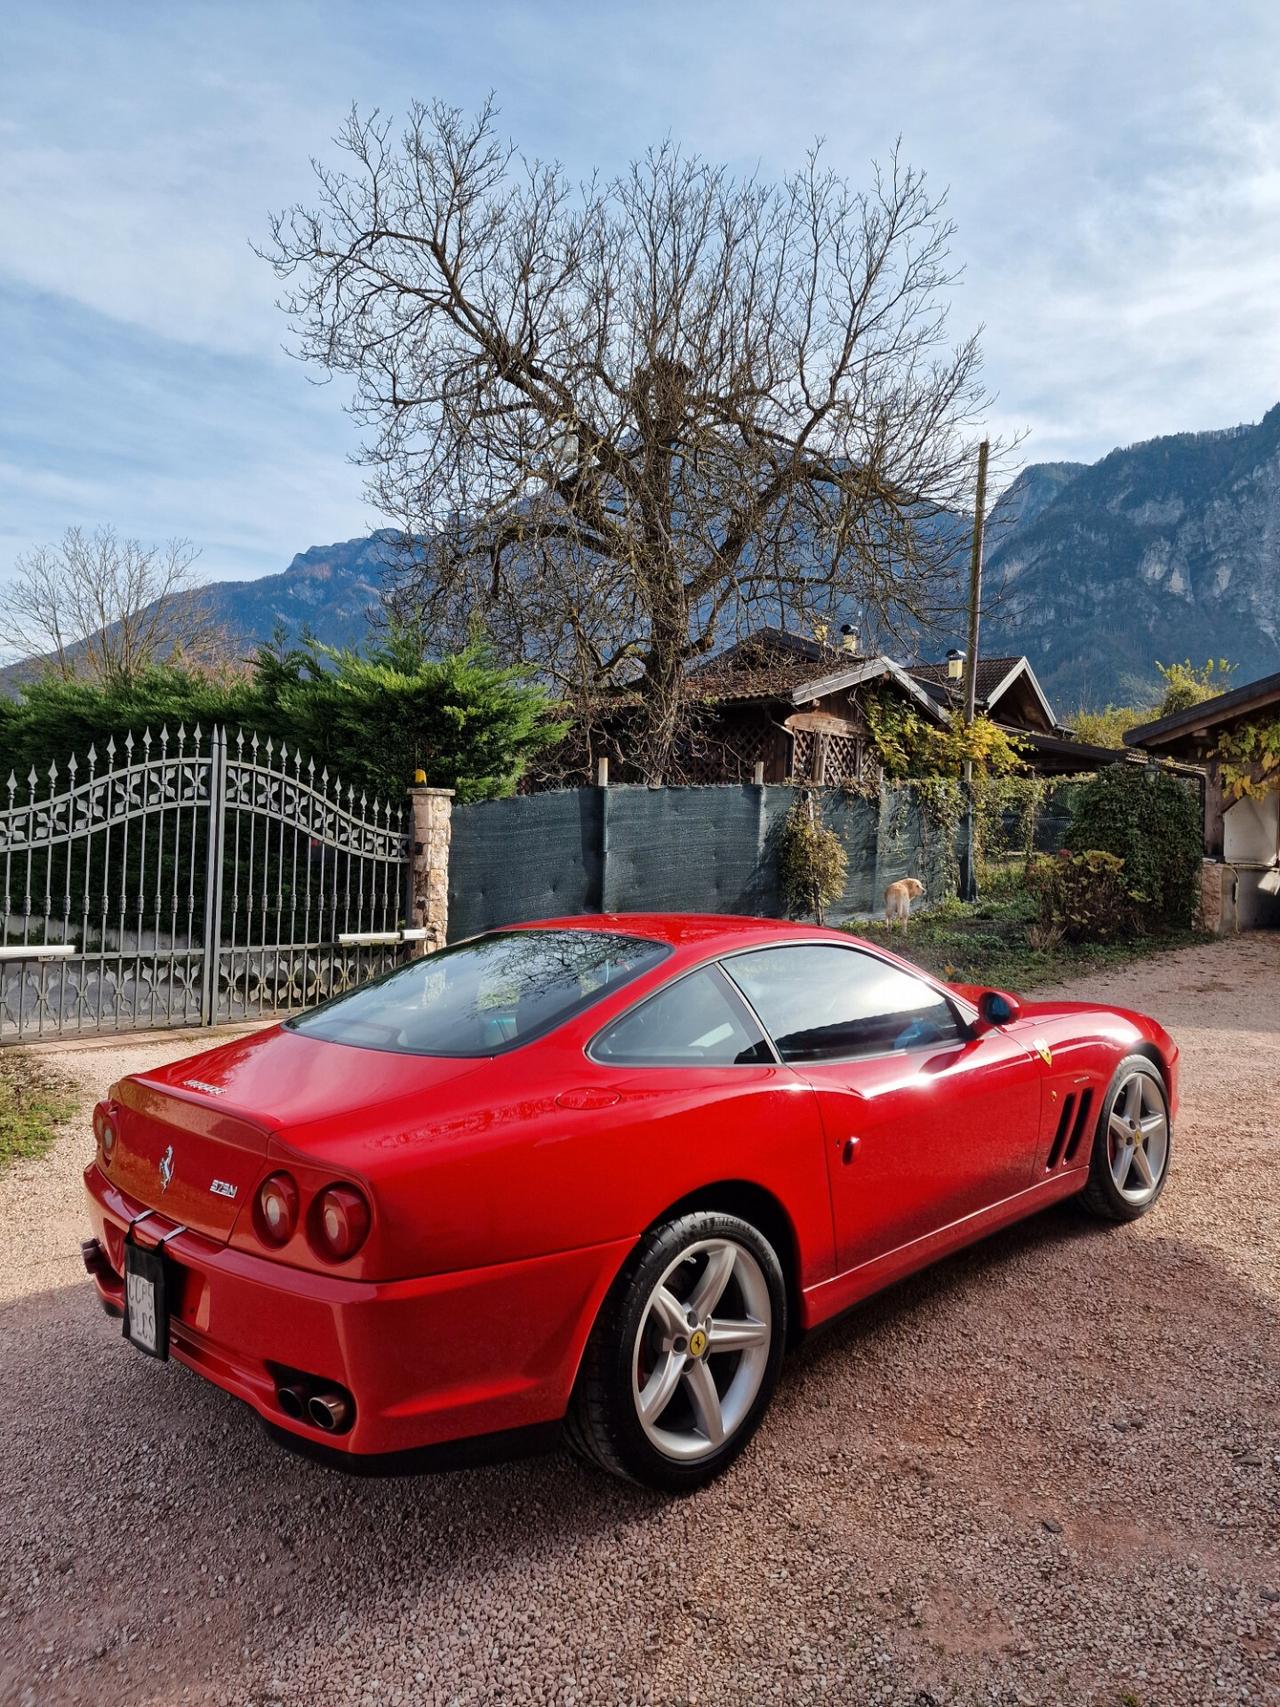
909, 656, 1025, 702
1014, 730, 1133, 773
687, 629, 947, 722
908, 655, 1060, 731
1124, 668, 1280, 754
686, 629, 850, 702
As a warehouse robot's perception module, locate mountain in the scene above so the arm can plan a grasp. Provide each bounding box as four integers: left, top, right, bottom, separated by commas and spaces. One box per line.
203, 533, 395, 653
5, 409, 1279, 712
982, 408, 1280, 710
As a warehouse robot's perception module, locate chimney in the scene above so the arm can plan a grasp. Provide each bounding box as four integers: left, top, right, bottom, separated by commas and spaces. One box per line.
945, 647, 965, 682
840, 623, 859, 655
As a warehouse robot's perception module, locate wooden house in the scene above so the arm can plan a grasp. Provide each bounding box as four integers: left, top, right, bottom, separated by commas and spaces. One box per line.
1125, 668, 1280, 931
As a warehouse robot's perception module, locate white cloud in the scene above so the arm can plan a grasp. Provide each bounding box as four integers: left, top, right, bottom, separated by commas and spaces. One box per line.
1, 0, 1278, 586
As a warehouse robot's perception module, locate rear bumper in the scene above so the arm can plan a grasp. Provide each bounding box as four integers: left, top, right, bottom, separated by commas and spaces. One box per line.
83, 1163, 633, 1459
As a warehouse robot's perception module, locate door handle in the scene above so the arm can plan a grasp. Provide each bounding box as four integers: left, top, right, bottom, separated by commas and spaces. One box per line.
840, 1136, 860, 1166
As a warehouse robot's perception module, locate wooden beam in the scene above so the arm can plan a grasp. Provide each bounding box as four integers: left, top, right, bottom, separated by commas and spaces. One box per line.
1203, 761, 1225, 859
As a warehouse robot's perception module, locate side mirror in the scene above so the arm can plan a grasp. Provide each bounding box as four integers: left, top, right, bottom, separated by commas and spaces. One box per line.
976, 988, 1022, 1030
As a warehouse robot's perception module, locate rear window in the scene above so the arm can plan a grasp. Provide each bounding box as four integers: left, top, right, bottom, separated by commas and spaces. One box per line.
286, 930, 669, 1057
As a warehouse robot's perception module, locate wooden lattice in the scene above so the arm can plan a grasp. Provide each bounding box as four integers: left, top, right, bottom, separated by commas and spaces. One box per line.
682, 714, 775, 784
789, 729, 817, 781
822, 733, 868, 787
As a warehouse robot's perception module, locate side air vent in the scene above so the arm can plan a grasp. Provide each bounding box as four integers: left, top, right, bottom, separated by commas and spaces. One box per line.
1063, 1089, 1094, 1164
1046, 1093, 1077, 1170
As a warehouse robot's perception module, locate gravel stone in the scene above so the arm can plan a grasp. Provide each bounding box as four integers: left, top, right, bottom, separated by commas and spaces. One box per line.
1, 936, 1278, 1705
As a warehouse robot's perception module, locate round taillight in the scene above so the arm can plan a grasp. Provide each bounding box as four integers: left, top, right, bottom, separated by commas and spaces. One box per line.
311, 1184, 371, 1263
256, 1173, 299, 1246
94, 1106, 116, 1162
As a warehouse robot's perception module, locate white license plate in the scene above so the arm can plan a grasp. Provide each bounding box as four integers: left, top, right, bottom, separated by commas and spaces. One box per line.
123, 1241, 169, 1360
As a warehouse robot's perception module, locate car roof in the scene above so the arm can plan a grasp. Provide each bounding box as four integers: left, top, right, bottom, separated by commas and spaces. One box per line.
507, 912, 844, 953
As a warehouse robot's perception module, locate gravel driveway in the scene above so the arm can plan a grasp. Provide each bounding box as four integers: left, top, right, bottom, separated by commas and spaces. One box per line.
1, 936, 1277, 1707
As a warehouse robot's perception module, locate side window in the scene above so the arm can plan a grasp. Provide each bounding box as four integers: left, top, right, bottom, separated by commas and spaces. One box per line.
593, 968, 773, 1066
725, 944, 962, 1064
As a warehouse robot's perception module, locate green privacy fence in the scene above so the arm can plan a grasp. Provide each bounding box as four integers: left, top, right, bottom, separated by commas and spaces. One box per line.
448, 782, 957, 939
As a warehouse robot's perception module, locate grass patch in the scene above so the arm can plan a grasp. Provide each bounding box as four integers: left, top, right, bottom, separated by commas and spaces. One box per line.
849, 888, 1206, 992
0, 1053, 75, 1171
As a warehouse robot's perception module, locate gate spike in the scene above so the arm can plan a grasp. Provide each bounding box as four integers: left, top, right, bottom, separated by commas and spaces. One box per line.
67, 752, 78, 779
307, 756, 315, 778
27, 765, 38, 788
87, 744, 97, 769
264, 736, 274, 759
159, 725, 169, 748
124, 730, 134, 756
236, 728, 245, 756
105, 736, 116, 762
142, 727, 152, 750
6, 772, 15, 797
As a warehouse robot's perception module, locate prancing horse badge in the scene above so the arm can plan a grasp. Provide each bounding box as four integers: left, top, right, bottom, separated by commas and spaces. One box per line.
1032, 1036, 1053, 1066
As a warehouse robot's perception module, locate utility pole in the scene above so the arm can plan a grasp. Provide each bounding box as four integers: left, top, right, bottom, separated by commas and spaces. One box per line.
959, 438, 990, 902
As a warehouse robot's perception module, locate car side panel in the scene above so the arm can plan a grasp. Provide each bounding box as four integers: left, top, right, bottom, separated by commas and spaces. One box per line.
801, 1028, 1044, 1272
1000, 1008, 1177, 1172
309, 1043, 838, 1289
802, 1166, 1088, 1328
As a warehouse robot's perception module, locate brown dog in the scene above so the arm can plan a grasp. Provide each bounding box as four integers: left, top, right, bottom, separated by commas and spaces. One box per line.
884, 876, 925, 928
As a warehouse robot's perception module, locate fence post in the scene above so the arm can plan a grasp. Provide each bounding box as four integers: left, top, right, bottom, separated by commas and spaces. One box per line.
597, 757, 611, 914
406, 784, 454, 954
200, 726, 227, 1025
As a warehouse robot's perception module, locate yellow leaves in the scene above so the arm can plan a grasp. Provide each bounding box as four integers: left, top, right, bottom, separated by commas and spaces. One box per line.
1215, 716, 1280, 802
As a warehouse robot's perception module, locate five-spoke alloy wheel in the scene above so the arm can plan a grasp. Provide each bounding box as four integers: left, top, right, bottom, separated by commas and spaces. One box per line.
1081, 1055, 1172, 1222
567, 1211, 786, 1490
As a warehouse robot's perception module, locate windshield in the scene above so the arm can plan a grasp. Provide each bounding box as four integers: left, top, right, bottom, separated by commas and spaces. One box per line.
285, 929, 670, 1057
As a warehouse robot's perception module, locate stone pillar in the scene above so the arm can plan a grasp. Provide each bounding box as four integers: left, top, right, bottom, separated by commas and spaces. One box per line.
1197, 858, 1235, 936
406, 786, 454, 953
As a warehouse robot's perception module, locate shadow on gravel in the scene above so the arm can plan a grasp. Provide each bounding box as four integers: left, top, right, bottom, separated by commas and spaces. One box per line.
2, 1200, 1277, 1705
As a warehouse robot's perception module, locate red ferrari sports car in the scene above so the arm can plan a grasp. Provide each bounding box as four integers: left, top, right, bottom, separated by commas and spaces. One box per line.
82, 913, 1177, 1491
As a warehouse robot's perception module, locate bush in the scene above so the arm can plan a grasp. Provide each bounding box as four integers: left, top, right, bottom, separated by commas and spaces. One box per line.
1063, 766, 1201, 928
778, 796, 848, 921
0, 635, 564, 804
1026, 849, 1144, 942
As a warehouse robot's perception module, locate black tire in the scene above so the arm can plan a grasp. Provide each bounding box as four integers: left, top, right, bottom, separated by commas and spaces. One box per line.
566, 1210, 787, 1492
1079, 1054, 1172, 1223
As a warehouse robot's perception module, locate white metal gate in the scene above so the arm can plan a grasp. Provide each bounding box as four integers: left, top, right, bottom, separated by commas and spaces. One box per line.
0, 726, 410, 1043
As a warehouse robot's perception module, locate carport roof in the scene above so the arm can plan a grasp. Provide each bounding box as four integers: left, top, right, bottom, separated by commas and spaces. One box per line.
1124, 668, 1280, 755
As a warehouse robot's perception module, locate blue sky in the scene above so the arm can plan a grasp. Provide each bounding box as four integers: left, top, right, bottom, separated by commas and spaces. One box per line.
3, 0, 1278, 587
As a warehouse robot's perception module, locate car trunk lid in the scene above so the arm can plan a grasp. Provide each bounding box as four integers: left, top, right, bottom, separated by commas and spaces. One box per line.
109, 1025, 485, 1241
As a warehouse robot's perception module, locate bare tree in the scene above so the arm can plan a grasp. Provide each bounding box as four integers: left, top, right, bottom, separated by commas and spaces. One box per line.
266, 99, 999, 777
0, 526, 230, 683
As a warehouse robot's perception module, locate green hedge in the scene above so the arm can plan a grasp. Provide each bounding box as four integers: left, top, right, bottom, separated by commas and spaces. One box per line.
1063, 766, 1201, 928
0, 634, 564, 805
